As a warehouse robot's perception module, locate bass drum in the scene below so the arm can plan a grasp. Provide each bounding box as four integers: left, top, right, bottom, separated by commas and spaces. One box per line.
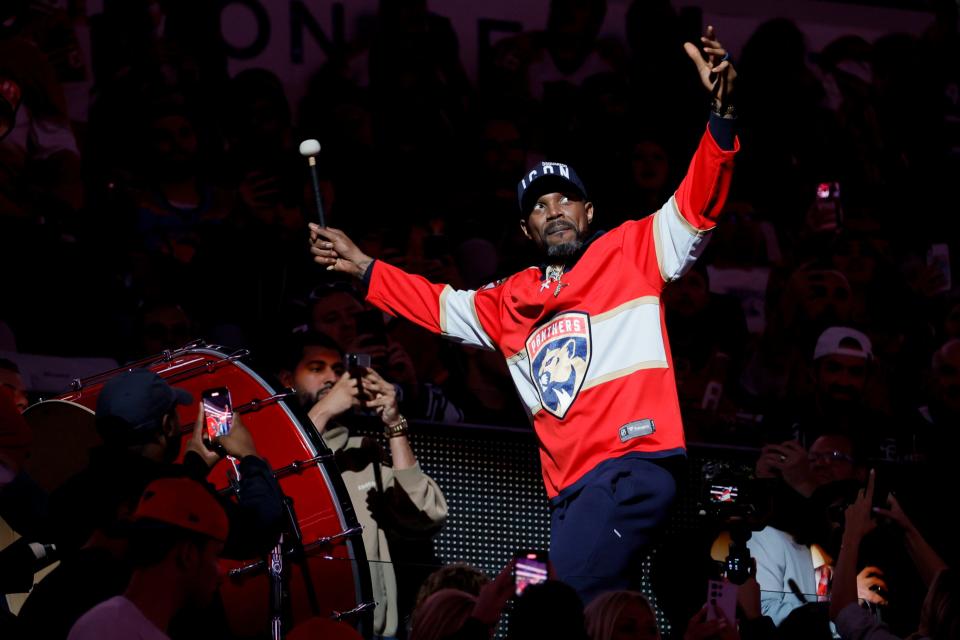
31, 342, 374, 637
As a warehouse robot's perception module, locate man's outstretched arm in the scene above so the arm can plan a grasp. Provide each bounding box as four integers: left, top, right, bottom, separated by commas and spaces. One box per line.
309, 224, 499, 350
642, 26, 739, 284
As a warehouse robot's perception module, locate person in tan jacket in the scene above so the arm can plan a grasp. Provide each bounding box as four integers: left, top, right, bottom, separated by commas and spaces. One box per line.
278, 331, 448, 640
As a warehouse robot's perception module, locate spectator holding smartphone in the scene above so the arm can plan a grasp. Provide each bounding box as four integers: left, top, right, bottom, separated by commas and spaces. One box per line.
277, 330, 448, 640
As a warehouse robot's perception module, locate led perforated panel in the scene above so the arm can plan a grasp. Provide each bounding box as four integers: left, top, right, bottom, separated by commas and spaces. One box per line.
352, 419, 757, 639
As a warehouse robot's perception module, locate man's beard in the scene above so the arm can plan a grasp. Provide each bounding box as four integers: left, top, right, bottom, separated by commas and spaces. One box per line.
298, 382, 333, 409
546, 239, 584, 260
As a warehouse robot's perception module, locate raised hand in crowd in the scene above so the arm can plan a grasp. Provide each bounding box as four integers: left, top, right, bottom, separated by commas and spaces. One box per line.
683, 603, 740, 640
873, 493, 947, 588
755, 440, 817, 497
829, 470, 877, 620
471, 559, 516, 629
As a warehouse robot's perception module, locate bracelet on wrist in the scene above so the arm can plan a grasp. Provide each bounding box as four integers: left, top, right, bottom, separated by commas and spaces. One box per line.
384, 416, 409, 439
711, 98, 736, 119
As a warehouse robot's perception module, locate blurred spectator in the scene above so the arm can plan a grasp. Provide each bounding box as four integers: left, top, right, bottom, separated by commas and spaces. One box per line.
413, 561, 489, 608
912, 339, 960, 461
307, 285, 462, 422
0, 384, 46, 551
510, 580, 588, 640
90, 0, 227, 98
0, 30, 82, 222
681, 603, 741, 640
584, 590, 661, 640
277, 330, 448, 640
735, 18, 833, 221
755, 433, 865, 502
127, 100, 230, 267
0, 359, 27, 413
66, 477, 228, 640
136, 301, 194, 358
624, 0, 704, 152
224, 69, 304, 236
664, 264, 749, 430
409, 588, 478, 640
762, 327, 893, 459
527, 0, 614, 101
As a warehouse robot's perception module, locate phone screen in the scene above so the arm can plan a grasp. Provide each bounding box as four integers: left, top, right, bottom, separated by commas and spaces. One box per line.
709, 484, 739, 504
814, 181, 842, 231
514, 552, 548, 596
202, 388, 233, 441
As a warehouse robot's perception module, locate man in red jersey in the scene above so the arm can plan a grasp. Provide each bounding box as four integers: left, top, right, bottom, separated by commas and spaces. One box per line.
310, 27, 738, 602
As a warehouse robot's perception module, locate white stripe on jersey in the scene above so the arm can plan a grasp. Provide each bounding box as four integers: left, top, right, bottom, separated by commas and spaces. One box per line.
653, 196, 712, 282
582, 297, 667, 390
506, 350, 543, 417
439, 286, 496, 350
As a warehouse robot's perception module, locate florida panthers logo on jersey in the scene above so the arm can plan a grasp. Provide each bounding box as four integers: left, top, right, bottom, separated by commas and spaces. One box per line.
526, 311, 592, 419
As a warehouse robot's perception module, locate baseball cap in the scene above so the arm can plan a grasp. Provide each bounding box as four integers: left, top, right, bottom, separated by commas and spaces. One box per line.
813, 327, 873, 361
517, 161, 588, 214
96, 369, 192, 442
133, 477, 229, 542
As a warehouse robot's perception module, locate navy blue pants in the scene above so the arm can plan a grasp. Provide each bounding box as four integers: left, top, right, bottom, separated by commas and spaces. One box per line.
550, 455, 680, 605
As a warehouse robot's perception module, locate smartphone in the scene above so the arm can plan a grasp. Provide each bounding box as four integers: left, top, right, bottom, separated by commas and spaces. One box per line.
345, 353, 372, 405
706, 578, 738, 622
202, 387, 233, 442
870, 470, 891, 514
514, 551, 549, 596
814, 181, 842, 232
345, 353, 371, 377
926, 243, 952, 294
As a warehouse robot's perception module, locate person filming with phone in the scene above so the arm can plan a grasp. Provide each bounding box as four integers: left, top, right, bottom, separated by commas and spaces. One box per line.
16, 369, 285, 640
278, 330, 448, 640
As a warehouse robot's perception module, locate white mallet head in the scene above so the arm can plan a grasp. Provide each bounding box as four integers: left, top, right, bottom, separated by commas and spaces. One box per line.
299, 139, 321, 157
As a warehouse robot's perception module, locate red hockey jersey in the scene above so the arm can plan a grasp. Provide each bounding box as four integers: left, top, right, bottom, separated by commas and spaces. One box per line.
367, 125, 738, 497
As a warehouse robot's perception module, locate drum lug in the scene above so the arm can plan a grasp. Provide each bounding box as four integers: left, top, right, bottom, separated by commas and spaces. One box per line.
331, 601, 377, 621
235, 391, 297, 414
227, 525, 364, 581
302, 524, 364, 551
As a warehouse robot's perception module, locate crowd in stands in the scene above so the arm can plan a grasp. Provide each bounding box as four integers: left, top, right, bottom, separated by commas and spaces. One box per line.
1, 0, 959, 638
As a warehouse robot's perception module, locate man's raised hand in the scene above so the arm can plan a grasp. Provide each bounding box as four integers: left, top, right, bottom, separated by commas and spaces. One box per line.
308, 223, 374, 279
684, 25, 737, 103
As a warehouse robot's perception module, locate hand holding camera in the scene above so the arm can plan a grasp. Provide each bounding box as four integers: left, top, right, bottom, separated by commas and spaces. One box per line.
187, 388, 258, 467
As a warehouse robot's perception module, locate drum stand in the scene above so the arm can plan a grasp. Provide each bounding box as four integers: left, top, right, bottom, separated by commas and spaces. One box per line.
266, 496, 324, 639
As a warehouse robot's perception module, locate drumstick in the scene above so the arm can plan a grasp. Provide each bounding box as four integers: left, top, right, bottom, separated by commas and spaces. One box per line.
299, 139, 325, 227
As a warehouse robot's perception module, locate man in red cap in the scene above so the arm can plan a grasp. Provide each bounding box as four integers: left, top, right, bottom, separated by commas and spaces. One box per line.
67, 477, 228, 640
